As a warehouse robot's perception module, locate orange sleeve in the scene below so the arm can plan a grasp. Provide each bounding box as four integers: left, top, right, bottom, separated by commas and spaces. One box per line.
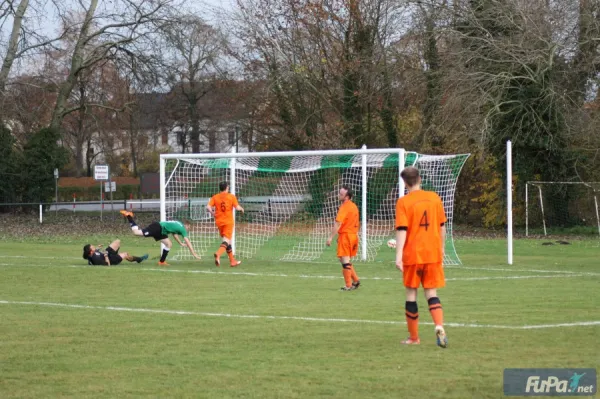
395, 199, 408, 229
232, 195, 239, 207
208, 196, 215, 207
335, 207, 346, 224
437, 195, 447, 224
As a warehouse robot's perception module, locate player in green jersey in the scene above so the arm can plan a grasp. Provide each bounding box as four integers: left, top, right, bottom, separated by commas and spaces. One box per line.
120, 210, 201, 266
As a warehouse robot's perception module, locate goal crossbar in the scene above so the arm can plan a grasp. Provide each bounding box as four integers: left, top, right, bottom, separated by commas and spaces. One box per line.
161, 148, 412, 160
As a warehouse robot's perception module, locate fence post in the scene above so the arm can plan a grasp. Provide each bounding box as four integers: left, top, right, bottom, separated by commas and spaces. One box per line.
39, 203, 43, 224
506, 140, 513, 265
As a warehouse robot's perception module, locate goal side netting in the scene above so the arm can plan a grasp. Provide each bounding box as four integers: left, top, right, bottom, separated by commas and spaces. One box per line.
161, 150, 469, 264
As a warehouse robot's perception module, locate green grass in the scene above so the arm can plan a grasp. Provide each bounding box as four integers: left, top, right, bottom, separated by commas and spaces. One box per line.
0, 236, 598, 398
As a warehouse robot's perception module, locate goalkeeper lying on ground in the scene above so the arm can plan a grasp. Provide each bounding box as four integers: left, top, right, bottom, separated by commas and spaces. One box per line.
83, 239, 148, 266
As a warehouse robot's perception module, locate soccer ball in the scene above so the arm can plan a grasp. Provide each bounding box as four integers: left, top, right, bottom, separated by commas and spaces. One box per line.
387, 239, 397, 249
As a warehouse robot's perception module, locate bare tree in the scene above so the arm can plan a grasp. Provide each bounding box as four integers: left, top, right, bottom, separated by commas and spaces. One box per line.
0, 0, 71, 114
229, 0, 406, 149
48, 0, 176, 132
156, 13, 226, 153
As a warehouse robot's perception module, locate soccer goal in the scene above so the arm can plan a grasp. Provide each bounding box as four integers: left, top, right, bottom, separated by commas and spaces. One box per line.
525, 181, 600, 237
160, 148, 470, 264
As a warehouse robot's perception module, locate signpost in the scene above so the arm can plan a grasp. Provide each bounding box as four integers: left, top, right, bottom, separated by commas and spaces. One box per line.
54, 168, 59, 216
94, 165, 109, 221
104, 181, 116, 192
105, 181, 116, 215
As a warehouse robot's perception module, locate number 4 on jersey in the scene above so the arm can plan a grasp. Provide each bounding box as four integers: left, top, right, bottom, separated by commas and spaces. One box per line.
419, 211, 430, 231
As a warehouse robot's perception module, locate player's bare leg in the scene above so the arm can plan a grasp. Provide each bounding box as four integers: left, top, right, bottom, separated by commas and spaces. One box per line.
425, 288, 447, 348
109, 239, 121, 251
120, 211, 144, 236
401, 287, 420, 344
159, 238, 172, 266
121, 252, 149, 263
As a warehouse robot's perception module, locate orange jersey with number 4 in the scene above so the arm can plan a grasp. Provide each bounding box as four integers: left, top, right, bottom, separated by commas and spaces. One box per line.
209, 193, 239, 226
395, 190, 447, 265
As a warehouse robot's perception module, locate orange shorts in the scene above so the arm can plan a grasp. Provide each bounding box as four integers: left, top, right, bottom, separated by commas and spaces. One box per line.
403, 263, 445, 289
217, 224, 234, 240
337, 234, 358, 258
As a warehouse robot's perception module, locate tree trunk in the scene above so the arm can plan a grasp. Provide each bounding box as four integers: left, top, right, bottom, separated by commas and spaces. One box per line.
86, 139, 94, 177
49, 0, 98, 132
74, 84, 86, 177
422, 11, 442, 149
0, 0, 29, 95
129, 112, 138, 177
188, 96, 201, 153
572, 0, 599, 105
380, 69, 397, 148
208, 129, 216, 152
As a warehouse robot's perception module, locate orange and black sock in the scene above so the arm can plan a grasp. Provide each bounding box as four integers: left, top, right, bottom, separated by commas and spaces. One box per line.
226, 244, 236, 263
428, 297, 444, 327
349, 264, 359, 282
405, 301, 419, 340
342, 263, 353, 287
215, 242, 227, 258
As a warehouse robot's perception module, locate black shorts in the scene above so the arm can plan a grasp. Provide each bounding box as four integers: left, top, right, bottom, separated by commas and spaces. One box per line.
142, 221, 168, 241
106, 247, 123, 265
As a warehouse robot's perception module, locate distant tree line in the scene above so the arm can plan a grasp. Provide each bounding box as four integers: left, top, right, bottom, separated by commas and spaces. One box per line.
0, 0, 598, 225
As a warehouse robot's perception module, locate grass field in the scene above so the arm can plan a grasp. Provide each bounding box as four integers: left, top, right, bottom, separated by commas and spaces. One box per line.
0, 234, 598, 398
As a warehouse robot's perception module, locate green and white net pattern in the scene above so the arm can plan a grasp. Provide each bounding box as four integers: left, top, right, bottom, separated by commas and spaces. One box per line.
163, 152, 469, 264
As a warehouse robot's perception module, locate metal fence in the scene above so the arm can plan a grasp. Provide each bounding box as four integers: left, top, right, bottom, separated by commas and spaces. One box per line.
0, 200, 161, 223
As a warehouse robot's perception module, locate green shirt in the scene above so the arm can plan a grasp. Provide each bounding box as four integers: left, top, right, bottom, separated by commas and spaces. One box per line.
159, 221, 188, 238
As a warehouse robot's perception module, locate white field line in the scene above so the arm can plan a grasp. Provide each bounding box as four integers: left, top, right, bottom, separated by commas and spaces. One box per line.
0, 300, 598, 330
0, 262, 598, 281
111, 267, 598, 282
3, 255, 594, 275
1, 262, 599, 281
444, 266, 587, 274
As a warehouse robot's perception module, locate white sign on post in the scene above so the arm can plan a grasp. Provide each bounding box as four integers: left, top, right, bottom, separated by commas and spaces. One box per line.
104, 181, 116, 192
94, 165, 109, 180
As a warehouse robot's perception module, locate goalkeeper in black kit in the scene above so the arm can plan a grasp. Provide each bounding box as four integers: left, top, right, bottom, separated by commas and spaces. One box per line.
83, 239, 148, 266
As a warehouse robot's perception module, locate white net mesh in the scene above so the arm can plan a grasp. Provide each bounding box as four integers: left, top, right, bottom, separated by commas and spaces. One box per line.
526, 182, 600, 237
163, 151, 469, 264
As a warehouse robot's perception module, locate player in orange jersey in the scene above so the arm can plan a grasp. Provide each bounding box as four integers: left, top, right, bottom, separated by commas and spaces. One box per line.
395, 167, 448, 348
206, 181, 244, 267
326, 185, 361, 291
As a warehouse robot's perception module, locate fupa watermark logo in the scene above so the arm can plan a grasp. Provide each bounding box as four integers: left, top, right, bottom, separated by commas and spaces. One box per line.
504, 369, 597, 396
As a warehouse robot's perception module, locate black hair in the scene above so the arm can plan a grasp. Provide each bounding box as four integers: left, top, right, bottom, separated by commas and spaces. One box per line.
219, 181, 229, 192
341, 184, 353, 200
82, 244, 92, 259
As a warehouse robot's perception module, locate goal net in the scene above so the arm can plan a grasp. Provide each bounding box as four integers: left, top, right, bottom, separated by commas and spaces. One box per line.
526, 181, 600, 237
161, 149, 469, 264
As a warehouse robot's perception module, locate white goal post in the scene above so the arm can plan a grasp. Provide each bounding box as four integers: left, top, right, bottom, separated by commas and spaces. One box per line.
160, 148, 470, 264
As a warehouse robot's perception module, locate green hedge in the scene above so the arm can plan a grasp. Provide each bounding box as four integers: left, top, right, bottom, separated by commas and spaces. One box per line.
57, 185, 158, 201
